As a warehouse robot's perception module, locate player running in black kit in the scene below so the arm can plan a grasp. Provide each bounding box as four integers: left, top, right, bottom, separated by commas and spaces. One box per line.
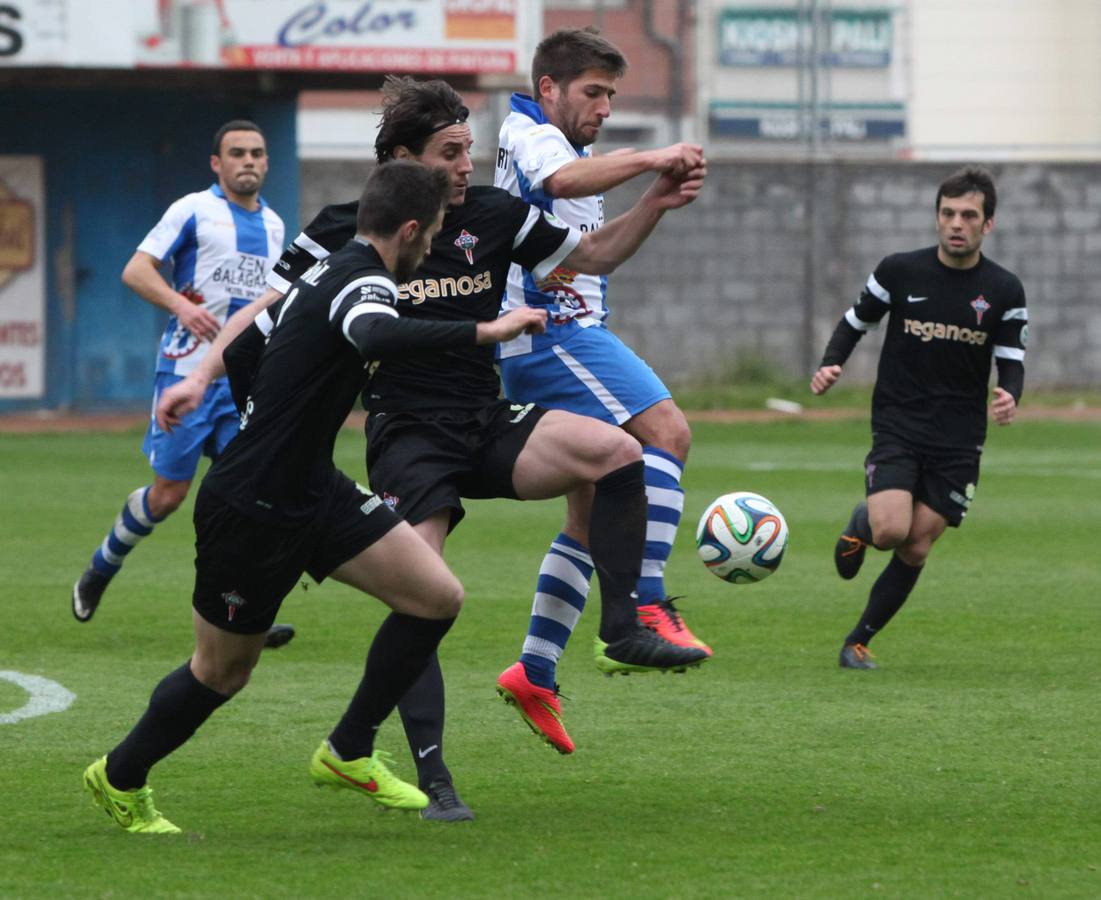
262, 76, 709, 818
810, 166, 1028, 670
81, 162, 549, 834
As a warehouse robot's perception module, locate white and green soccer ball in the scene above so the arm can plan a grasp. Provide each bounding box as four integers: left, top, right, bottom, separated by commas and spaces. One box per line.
696, 491, 789, 584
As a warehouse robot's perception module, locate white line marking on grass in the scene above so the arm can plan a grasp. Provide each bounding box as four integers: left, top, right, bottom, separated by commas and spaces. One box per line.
0, 671, 76, 724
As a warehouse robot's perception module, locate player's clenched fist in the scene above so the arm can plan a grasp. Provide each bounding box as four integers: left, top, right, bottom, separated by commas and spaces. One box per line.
477, 307, 548, 344
810, 364, 842, 395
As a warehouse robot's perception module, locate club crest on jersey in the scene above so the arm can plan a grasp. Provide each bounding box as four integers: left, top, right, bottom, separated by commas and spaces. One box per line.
221, 590, 247, 622
454, 229, 479, 265
970, 295, 990, 324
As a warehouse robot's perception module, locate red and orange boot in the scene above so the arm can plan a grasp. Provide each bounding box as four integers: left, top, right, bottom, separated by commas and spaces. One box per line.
496, 662, 575, 754
637, 597, 712, 656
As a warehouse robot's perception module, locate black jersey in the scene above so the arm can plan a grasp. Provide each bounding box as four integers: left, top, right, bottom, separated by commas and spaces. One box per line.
203, 241, 405, 523
267, 186, 580, 412
823, 246, 1028, 449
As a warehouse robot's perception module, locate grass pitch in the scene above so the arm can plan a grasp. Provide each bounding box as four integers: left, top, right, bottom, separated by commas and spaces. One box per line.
1, 418, 1099, 898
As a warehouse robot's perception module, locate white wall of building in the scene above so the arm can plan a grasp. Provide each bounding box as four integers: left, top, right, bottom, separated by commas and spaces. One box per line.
908, 0, 1101, 159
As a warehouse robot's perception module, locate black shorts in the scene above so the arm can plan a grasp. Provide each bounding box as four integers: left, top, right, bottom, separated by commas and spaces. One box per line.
864, 432, 981, 527
192, 470, 401, 634
365, 400, 547, 531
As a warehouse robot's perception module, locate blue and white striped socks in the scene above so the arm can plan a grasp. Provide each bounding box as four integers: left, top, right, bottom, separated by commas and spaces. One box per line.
519, 534, 593, 689
517, 448, 687, 688
90, 487, 164, 579
636, 447, 686, 605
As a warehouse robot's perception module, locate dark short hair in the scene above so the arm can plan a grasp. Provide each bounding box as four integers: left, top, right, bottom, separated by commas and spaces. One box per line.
374, 76, 470, 163
212, 119, 265, 156
356, 160, 450, 238
531, 27, 627, 95
936, 166, 997, 220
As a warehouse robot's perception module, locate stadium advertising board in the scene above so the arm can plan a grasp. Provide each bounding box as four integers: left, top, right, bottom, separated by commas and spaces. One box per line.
0, 0, 529, 73
718, 7, 893, 68
0, 157, 45, 399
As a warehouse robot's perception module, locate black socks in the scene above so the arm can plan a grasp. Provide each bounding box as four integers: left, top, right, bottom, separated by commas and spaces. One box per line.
845, 553, 924, 646
589, 460, 647, 643
397, 653, 452, 789
329, 612, 455, 761
106, 662, 229, 791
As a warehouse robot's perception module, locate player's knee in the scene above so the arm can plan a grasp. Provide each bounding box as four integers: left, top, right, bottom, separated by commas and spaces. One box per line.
658, 414, 692, 461
148, 482, 190, 517
600, 427, 643, 473
197, 658, 255, 697
897, 542, 930, 567
421, 573, 464, 619
872, 522, 908, 549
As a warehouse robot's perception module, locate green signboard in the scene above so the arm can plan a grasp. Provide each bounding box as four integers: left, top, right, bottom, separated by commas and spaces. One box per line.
718, 7, 893, 67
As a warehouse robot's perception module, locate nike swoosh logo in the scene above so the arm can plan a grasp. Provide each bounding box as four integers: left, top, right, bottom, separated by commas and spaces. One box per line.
417, 744, 439, 759
322, 760, 377, 793
907, 295, 928, 303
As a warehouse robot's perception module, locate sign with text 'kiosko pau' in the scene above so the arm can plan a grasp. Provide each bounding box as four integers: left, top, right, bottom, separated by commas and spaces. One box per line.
0, 0, 533, 74
718, 7, 893, 68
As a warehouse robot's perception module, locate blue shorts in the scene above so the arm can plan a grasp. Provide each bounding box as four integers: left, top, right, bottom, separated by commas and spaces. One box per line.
142, 374, 240, 481
500, 327, 670, 426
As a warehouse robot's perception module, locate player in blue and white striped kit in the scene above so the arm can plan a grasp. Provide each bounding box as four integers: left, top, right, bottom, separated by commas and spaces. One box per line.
493, 28, 711, 752
72, 121, 290, 646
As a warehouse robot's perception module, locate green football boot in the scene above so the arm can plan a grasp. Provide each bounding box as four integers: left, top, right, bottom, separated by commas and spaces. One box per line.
83, 757, 181, 835
309, 741, 428, 811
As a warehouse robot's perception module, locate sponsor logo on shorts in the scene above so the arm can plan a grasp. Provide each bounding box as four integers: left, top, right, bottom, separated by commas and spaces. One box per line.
221, 590, 247, 622
903, 318, 988, 346
360, 495, 383, 516
399, 271, 493, 305
865, 462, 876, 488
970, 295, 991, 325
382, 492, 400, 511
949, 482, 977, 511
509, 402, 535, 424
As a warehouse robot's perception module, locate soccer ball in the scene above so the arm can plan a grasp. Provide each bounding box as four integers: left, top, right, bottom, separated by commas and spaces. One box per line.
696, 492, 789, 584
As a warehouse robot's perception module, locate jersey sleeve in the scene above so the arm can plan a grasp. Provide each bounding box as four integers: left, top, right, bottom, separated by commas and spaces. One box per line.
819, 256, 897, 366
137, 194, 200, 263
328, 272, 401, 348
845, 256, 897, 333
509, 123, 577, 202
507, 198, 582, 280
267, 201, 358, 294
992, 277, 1028, 365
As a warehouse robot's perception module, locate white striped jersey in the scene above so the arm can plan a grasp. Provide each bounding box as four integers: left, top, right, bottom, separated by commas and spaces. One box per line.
833, 246, 1028, 448
494, 93, 608, 358
138, 183, 284, 377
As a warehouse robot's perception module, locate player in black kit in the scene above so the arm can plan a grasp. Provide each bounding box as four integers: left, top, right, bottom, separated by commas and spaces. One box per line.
260, 76, 709, 819
81, 161, 549, 834
810, 166, 1028, 670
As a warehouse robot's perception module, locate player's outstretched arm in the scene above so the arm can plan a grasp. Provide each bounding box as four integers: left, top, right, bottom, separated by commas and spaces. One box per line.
122, 250, 221, 343
156, 287, 283, 431
544, 143, 705, 199
810, 365, 842, 395
561, 164, 707, 274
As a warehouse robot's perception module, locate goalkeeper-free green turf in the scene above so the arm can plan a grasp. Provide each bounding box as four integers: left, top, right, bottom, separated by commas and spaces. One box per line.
1, 418, 1099, 898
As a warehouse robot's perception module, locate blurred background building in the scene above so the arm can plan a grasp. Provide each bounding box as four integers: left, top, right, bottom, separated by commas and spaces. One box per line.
2, 0, 1100, 411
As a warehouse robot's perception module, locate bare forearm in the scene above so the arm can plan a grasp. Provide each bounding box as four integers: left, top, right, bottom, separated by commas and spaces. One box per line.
563, 197, 663, 275
121, 253, 188, 315
544, 152, 660, 199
